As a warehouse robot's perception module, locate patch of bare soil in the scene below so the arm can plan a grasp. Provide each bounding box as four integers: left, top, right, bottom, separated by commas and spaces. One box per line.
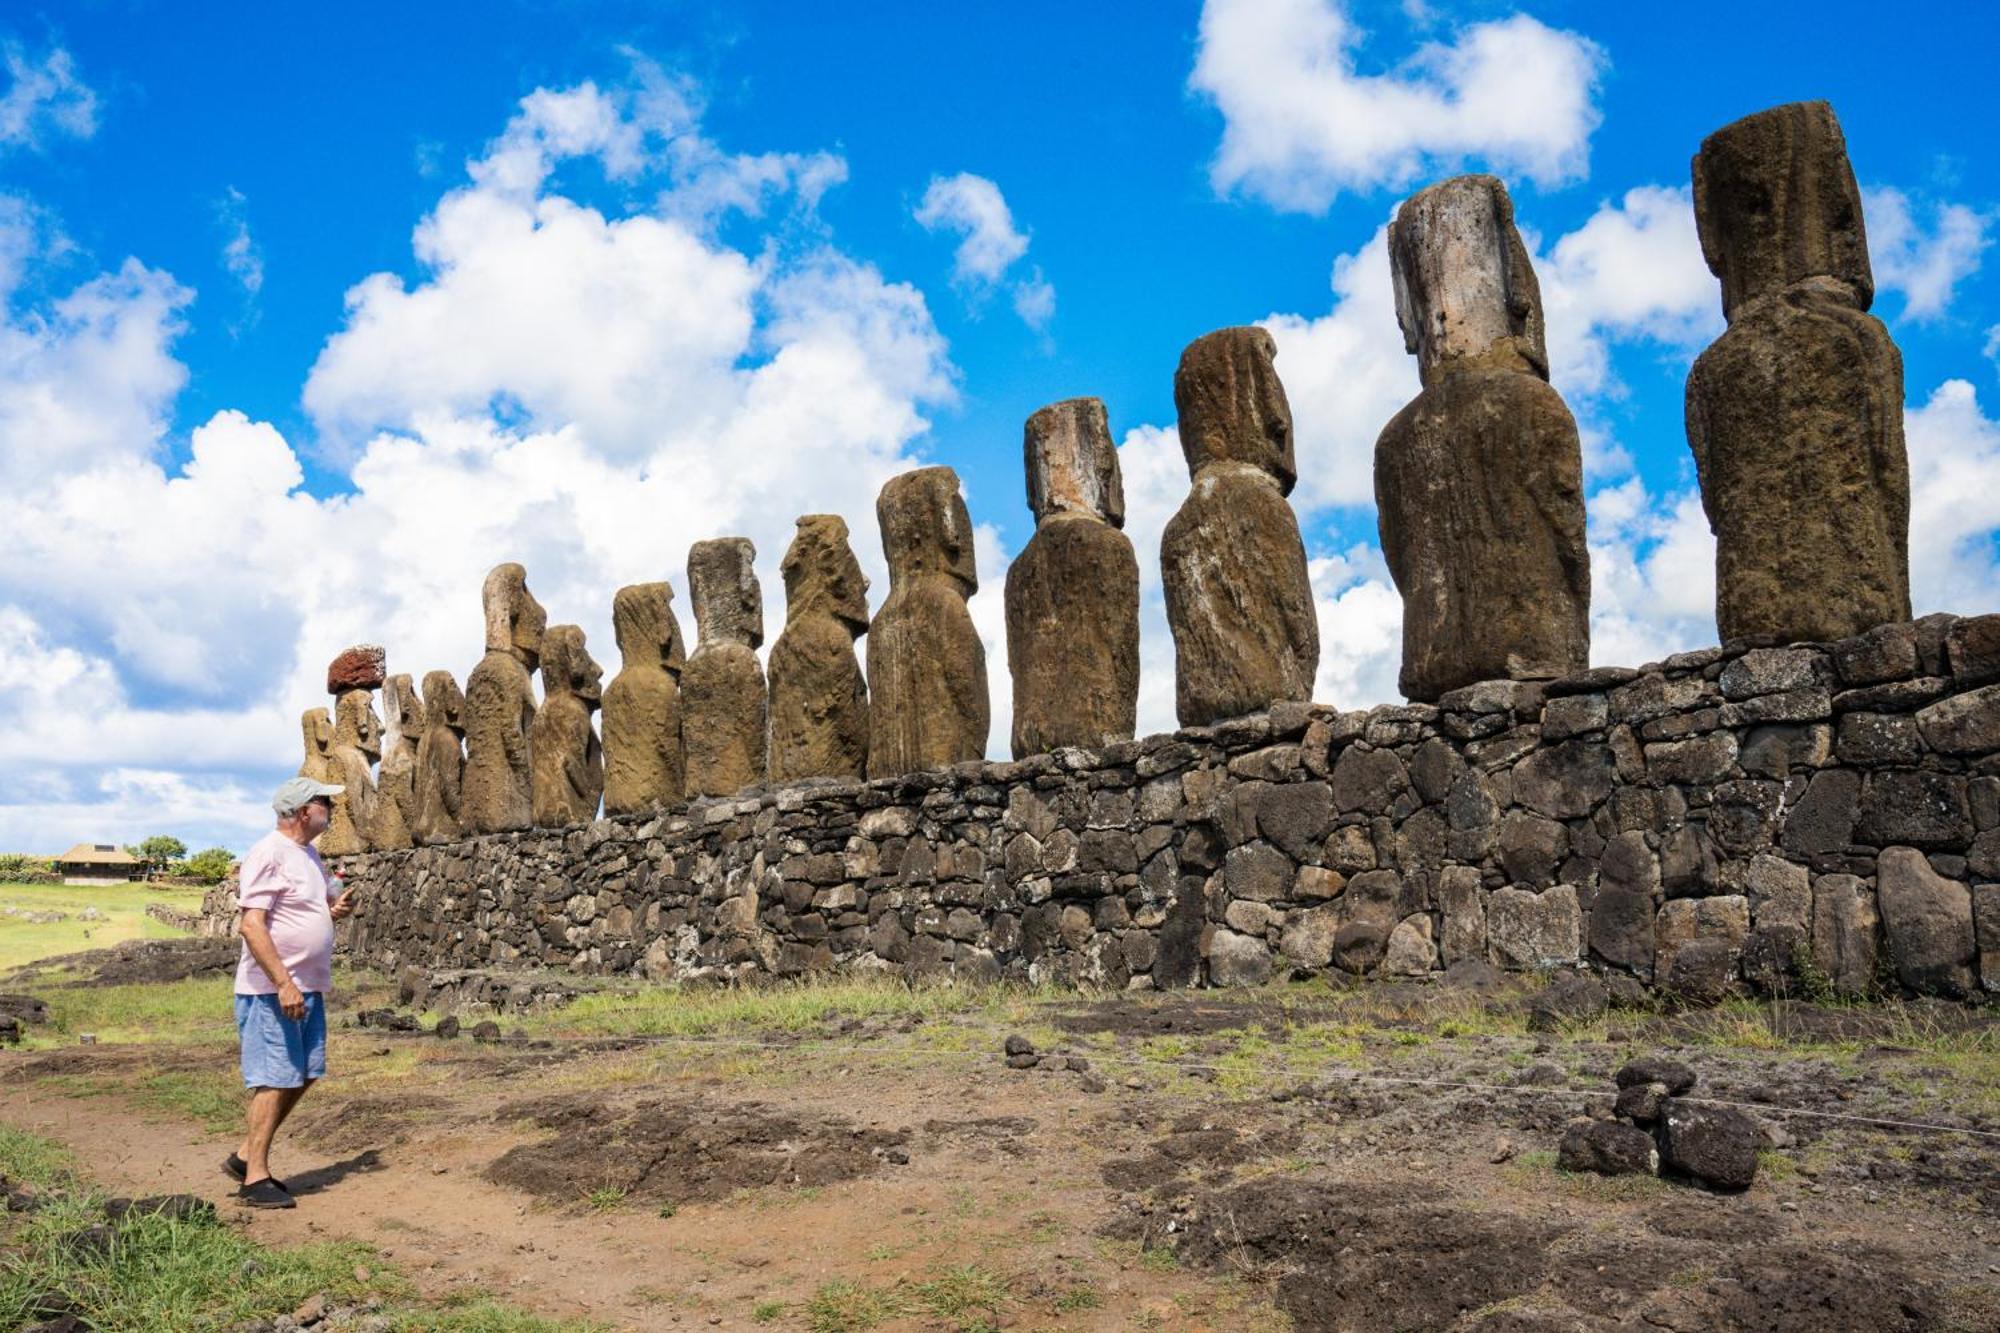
6, 936, 239, 986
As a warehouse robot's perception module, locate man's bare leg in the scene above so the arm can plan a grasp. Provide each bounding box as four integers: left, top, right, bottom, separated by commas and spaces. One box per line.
238, 1080, 313, 1183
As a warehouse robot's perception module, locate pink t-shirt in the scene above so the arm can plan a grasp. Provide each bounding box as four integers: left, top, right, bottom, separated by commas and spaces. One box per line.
234, 829, 336, 995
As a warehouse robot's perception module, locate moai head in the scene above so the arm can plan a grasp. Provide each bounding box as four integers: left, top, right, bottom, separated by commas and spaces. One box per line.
781, 515, 870, 634
540, 624, 604, 707
1388, 174, 1548, 386
1024, 397, 1124, 528
482, 562, 548, 668
333, 688, 384, 763
383, 673, 424, 744
687, 538, 763, 649
1693, 100, 1872, 318
300, 707, 333, 763
612, 582, 686, 675
1172, 327, 1296, 494
877, 466, 977, 595
420, 670, 466, 735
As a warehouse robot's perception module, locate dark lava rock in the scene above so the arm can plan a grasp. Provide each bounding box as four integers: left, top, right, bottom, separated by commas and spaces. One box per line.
1002, 1033, 1035, 1057
1527, 972, 1608, 1032
470, 1020, 502, 1043
1658, 1099, 1760, 1191
1615, 1057, 1696, 1095
101, 1194, 213, 1225
434, 1015, 461, 1040
1613, 1082, 1667, 1126
1557, 1119, 1658, 1176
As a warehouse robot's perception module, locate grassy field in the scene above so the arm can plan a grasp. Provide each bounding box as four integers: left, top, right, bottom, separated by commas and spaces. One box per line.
0, 880, 209, 973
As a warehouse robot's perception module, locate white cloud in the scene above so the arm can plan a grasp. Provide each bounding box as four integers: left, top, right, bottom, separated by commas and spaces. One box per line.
1866, 186, 1992, 322
1190, 0, 1604, 212
913, 172, 1054, 331
1905, 378, 2000, 612
0, 41, 96, 151
215, 187, 263, 299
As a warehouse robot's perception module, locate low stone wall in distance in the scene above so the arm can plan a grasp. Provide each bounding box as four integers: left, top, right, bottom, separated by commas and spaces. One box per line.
334, 615, 2000, 1000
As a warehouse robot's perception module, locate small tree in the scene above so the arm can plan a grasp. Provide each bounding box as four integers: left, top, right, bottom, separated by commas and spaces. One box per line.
137, 835, 188, 873
184, 848, 236, 884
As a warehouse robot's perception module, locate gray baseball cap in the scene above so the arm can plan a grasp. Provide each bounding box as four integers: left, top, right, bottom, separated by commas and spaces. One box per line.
273, 776, 344, 815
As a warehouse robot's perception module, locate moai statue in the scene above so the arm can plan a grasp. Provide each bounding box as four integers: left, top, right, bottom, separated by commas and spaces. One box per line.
682, 539, 768, 796
377, 673, 424, 843
867, 466, 988, 777
1004, 397, 1139, 757
1686, 101, 1909, 643
1160, 328, 1318, 725
463, 562, 546, 834
531, 624, 604, 827
1375, 174, 1591, 702
768, 516, 871, 782
297, 707, 338, 787
412, 670, 468, 845
320, 645, 408, 854
601, 582, 687, 815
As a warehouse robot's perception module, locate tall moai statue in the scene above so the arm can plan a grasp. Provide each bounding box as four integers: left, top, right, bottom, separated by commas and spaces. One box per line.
298, 707, 338, 787
768, 516, 871, 782
602, 582, 687, 815
1686, 101, 1909, 643
867, 466, 989, 777
1375, 174, 1591, 702
463, 562, 546, 834
682, 539, 768, 796
320, 645, 409, 854
377, 673, 424, 844
1004, 397, 1139, 757
412, 670, 468, 845
531, 624, 605, 827
1160, 328, 1318, 726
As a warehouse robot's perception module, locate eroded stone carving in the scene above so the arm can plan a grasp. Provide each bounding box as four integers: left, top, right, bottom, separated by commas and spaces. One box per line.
1686, 101, 1910, 643
682, 539, 768, 796
298, 707, 337, 787
378, 673, 424, 845
1376, 174, 1590, 701
768, 516, 870, 782
868, 466, 988, 776
413, 670, 467, 845
1161, 328, 1318, 725
320, 646, 408, 854
463, 563, 546, 834
1005, 397, 1138, 757
602, 582, 687, 815
531, 624, 604, 827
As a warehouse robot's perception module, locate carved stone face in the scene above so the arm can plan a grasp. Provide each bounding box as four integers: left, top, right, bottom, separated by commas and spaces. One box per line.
334, 690, 383, 762
301, 707, 333, 759
1024, 397, 1124, 528
877, 466, 977, 595
540, 625, 604, 707
688, 538, 763, 649
482, 562, 547, 668
1171, 327, 1295, 493
1387, 173, 1547, 383
782, 515, 871, 633
612, 582, 685, 674
421, 670, 466, 733
385, 673, 424, 739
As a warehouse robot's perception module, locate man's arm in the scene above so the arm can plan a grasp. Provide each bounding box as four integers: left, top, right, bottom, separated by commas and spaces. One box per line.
239, 909, 305, 1020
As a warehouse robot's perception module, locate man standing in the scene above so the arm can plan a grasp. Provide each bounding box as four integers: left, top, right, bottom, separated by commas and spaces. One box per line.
227, 776, 356, 1208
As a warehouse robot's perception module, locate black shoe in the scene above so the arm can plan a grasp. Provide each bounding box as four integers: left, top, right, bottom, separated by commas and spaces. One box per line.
222, 1154, 286, 1193
237, 1178, 295, 1209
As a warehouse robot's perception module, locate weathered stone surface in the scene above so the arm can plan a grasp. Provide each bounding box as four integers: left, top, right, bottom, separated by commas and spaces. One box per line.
1377, 175, 1589, 702
1875, 845, 1976, 996
1915, 684, 2000, 755
1857, 771, 1970, 847
1719, 648, 1820, 700
1945, 613, 2000, 685
1486, 884, 1580, 970
378, 673, 424, 846
1207, 928, 1272, 986
1589, 831, 1658, 977
1810, 873, 1879, 996
1835, 712, 1922, 766
1975, 884, 2000, 994
1558, 1120, 1658, 1177
412, 670, 466, 845
868, 467, 988, 777
463, 563, 546, 835
769, 518, 871, 782
298, 707, 336, 786
683, 538, 768, 797
1745, 854, 1811, 933
1332, 746, 1409, 815
1644, 734, 1738, 785
531, 625, 604, 828
1658, 1100, 1760, 1191
1687, 101, 1910, 644
1512, 740, 1614, 819
1437, 865, 1486, 964
602, 582, 686, 816
1162, 328, 1317, 725
1783, 768, 1860, 855
326, 643, 387, 694
1654, 895, 1748, 986
323, 677, 405, 855
1830, 621, 1919, 686
1380, 914, 1437, 976
1615, 1056, 1697, 1095
1007, 400, 1138, 757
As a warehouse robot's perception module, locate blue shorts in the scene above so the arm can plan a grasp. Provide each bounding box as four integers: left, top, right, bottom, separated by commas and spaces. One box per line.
235, 992, 327, 1089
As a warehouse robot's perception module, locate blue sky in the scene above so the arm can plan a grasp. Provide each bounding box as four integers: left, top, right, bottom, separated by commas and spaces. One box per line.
2, 0, 1996, 851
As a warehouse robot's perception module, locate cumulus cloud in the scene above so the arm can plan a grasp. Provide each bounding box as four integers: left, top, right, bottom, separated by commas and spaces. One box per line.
1190, 0, 1604, 212
913, 172, 1054, 331
0, 40, 96, 151
1866, 187, 1993, 322
1905, 378, 2000, 611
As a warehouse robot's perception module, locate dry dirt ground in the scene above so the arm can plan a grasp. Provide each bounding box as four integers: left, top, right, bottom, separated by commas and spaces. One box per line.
3, 950, 1999, 1332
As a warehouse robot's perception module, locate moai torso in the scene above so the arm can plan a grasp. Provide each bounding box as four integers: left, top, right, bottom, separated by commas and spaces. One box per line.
768, 516, 871, 782
413, 670, 468, 845
531, 624, 604, 827
1004, 397, 1139, 757
602, 582, 687, 815
463, 563, 546, 834
682, 539, 768, 796
378, 673, 424, 844
298, 708, 338, 787
866, 466, 989, 777
322, 687, 401, 855
1373, 174, 1590, 702
1160, 328, 1318, 725
1685, 101, 1909, 643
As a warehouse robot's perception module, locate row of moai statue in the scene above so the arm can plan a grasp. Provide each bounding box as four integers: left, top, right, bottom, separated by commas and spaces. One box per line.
300, 100, 1910, 847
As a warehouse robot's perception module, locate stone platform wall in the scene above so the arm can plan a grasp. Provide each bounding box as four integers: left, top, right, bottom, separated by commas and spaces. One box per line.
334, 615, 2000, 999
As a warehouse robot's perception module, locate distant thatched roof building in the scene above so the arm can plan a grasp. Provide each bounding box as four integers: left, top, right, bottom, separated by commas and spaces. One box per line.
54, 843, 142, 884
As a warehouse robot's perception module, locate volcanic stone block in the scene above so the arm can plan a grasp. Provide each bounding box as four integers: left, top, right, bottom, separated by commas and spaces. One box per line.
531, 624, 604, 828
867, 467, 989, 777
1686, 101, 1910, 643
1486, 884, 1580, 970
1875, 846, 1976, 996
1658, 1100, 1760, 1190
602, 582, 687, 815
1376, 175, 1590, 701
326, 644, 386, 694
1161, 327, 1318, 726
683, 539, 769, 797
464, 562, 546, 835
1005, 398, 1139, 757
1810, 873, 1879, 996
412, 670, 467, 845
1558, 1120, 1659, 1177
769, 517, 871, 782
378, 674, 423, 847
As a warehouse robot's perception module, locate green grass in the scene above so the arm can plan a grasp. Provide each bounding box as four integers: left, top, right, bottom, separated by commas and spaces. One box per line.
521, 974, 1049, 1042
16, 975, 238, 1048
794, 1264, 1018, 1333
0, 881, 207, 973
